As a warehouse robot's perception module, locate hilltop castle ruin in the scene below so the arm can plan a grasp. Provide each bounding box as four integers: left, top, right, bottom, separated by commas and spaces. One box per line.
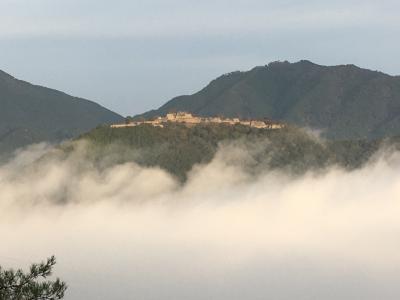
111, 112, 285, 129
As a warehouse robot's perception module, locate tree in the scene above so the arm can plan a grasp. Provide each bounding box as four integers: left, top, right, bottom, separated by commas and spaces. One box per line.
0, 256, 67, 300
125, 116, 133, 124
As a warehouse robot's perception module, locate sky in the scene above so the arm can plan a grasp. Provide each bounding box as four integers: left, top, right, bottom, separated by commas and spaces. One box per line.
0, 0, 399, 116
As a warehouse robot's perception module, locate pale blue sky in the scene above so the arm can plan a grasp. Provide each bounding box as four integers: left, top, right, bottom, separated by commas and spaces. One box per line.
0, 0, 399, 115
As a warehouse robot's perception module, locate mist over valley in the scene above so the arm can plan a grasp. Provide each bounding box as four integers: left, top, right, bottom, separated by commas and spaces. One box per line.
1, 55, 400, 299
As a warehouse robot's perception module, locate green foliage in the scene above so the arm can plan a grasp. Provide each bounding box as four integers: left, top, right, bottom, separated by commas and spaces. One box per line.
0, 256, 67, 300
75, 123, 389, 180
137, 60, 400, 140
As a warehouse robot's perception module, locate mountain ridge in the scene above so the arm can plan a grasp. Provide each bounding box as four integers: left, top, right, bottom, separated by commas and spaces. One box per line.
0, 69, 124, 155
136, 60, 400, 140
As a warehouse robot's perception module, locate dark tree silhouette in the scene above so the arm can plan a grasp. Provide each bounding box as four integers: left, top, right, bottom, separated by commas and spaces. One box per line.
0, 256, 67, 300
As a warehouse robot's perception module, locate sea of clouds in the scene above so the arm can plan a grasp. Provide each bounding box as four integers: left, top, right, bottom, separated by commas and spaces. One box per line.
1, 142, 400, 299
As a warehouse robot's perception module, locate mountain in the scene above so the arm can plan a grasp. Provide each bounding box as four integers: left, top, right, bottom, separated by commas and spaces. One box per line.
137, 60, 400, 140
0, 70, 123, 155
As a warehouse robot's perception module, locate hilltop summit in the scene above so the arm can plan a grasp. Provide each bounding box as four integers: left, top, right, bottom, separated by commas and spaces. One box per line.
115, 111, 285, 129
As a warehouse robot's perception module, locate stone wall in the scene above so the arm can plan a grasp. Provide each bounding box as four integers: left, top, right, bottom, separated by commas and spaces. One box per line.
111, 112, 285, 130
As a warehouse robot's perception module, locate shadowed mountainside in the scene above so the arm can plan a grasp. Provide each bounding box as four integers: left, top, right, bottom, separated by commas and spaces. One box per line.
137, 60, 400, 140
0, 70, 123, 155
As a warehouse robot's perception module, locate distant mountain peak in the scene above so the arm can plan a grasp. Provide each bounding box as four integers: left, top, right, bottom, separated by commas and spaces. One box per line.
137, 60, 400, 140
0, 70, 123, 155
268, 60, 290, 65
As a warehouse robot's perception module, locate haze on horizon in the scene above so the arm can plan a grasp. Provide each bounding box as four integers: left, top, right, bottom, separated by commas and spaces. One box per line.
0, 0, 399, 115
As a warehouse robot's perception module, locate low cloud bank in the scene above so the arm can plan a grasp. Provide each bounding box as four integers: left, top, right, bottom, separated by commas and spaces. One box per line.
1, 142, 400, 299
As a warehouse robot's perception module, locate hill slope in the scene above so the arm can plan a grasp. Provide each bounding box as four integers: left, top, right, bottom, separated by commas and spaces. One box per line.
73, 124, 389, 181
137, 60, 400, 140
0, 70, 123, 154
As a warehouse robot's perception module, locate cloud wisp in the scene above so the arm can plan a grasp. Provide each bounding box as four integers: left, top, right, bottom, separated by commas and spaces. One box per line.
1, 0, 398, 38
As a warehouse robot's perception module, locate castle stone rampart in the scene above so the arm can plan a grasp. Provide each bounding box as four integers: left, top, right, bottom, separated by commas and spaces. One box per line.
111, 112, 285, 130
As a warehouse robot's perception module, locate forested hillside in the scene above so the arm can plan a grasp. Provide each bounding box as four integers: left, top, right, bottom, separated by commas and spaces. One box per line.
74, 124, 390, 180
